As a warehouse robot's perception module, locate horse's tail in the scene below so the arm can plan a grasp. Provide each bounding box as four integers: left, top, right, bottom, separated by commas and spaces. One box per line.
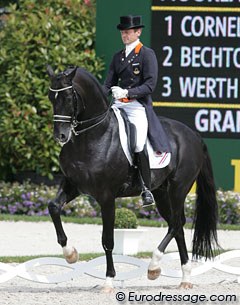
192, 141, 219, 260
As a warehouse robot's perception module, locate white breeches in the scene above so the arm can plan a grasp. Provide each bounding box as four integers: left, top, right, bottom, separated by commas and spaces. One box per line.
114, 100, 148, 152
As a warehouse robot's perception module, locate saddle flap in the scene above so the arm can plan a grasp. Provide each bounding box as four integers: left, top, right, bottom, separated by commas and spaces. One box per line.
119, 108, 136, 156
111, 105, 171, 169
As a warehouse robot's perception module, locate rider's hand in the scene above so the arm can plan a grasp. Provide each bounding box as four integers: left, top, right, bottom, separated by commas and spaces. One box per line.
111, 86, 128, 100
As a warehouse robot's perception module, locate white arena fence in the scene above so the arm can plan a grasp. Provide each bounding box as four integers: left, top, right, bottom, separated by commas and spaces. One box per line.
0, 250, 239, 286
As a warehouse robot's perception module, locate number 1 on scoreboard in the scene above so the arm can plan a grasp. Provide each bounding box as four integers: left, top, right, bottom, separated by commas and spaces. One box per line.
165, 15, 172, 36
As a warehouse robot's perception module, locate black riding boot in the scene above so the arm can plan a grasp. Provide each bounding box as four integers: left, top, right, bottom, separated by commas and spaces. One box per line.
136, 150, 155, 207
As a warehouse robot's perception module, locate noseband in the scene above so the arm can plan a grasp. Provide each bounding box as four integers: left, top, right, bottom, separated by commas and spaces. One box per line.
49, 84, 110, 135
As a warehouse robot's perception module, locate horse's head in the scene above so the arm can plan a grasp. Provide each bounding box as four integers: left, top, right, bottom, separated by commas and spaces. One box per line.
47, 65, 109, 145
47, 65, 81, 146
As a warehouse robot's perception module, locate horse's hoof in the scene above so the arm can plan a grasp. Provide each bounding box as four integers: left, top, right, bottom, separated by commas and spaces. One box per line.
179, 282, 193, 289
101, 286, 115, 293
147, 268, 161, 280
64, 247, 79, 264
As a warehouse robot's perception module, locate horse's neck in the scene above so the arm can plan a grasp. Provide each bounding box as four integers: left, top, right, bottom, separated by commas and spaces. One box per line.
75, 70, 108, 119
70, 111, 118, 157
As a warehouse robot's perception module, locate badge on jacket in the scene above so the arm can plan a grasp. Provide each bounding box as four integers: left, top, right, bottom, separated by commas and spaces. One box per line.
132, 63, 140, 75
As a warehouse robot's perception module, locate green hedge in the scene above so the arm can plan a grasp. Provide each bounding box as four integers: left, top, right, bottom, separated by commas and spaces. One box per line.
0, 0, 16, 8
0, 0, 104, 179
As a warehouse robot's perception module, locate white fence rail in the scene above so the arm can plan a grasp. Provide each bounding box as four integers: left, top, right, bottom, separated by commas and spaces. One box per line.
0, 250, 239, 285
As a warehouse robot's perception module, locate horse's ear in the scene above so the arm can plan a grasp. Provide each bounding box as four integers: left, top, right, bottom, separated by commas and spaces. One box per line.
46, 65, 55, 79
65, 66, 77, 81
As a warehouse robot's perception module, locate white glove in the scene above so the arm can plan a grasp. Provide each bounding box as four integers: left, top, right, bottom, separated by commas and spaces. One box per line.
111, 86, 128, 100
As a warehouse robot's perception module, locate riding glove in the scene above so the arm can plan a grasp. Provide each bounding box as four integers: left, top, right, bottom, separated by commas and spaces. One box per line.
111, 86, 128, 100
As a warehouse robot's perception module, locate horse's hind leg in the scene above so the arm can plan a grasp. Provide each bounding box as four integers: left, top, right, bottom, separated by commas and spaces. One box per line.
48, 178, 79, 263
148, 188, 173, 280
148, 185, 192, 287
175, 227, 193, 289
148, 227, 175, 281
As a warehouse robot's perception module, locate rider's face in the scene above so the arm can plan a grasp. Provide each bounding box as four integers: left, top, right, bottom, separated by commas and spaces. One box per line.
120, 28, 142, 45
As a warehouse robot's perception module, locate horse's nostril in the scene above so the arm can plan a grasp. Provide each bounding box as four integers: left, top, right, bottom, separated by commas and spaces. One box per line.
60, 134, 66, 141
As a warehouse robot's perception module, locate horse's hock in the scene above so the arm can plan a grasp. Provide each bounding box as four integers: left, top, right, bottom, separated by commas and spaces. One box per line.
0, 251, 239, 286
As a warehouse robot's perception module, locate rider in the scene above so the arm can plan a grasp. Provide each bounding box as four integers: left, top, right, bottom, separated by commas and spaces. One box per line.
102, 15, 171, 207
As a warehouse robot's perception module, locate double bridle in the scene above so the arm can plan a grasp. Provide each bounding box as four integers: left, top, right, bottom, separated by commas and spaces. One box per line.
49, 85, 73, 123
49, 84, 110, 135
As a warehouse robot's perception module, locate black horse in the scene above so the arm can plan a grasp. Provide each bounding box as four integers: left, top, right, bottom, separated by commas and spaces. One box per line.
47, 65, 219, 290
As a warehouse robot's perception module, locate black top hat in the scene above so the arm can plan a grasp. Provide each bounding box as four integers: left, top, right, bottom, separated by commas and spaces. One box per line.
117, 15, 145, 30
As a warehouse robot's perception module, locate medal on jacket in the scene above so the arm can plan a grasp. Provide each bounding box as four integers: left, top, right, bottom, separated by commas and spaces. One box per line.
133, 67, 140, 75
132, 62, 140, 75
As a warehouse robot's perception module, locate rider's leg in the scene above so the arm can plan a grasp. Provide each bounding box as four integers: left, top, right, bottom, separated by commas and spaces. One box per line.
114, 100, 154, 206
136, 148, 155, 207
125, 102, 154, 206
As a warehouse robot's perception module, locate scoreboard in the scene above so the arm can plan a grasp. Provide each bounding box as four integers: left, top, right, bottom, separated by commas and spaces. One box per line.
151, 1, 240, 139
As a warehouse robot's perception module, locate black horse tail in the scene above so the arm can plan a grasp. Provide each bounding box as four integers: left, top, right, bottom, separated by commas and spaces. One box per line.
192, 141, 219, 260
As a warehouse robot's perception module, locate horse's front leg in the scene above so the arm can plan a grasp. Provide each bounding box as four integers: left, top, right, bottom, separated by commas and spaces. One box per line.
48, 178, 79, 263
100, 199, 116, 292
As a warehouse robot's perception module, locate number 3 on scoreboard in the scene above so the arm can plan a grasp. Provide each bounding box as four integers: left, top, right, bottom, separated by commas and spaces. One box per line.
162, 76, 172, 97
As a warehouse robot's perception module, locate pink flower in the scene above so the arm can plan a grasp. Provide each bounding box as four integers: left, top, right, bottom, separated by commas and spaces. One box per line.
84, 0, 91, 6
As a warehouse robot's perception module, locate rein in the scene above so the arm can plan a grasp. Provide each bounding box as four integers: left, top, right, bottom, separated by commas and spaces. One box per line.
72, 110, 110, 135
49, 85, 111, 135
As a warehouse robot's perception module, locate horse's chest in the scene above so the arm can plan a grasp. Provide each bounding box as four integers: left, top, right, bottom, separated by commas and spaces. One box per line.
62, 159, 88, 178
61, 158, 100, 186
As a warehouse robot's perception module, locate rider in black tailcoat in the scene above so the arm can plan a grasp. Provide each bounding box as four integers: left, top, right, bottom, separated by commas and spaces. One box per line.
103, 15, 171, 207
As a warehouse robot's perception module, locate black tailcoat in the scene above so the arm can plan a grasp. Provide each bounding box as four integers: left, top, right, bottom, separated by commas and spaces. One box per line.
103, 44, 171, 152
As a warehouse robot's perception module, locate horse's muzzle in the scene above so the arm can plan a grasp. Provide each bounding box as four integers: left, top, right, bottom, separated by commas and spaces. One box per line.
54, 126, 72, 146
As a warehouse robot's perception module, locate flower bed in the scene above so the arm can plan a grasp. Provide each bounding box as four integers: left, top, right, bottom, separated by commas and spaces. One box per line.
0, 181, 95, 218
0, 181, 239, 224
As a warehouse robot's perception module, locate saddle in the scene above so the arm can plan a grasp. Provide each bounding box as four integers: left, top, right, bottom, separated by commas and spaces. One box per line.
112, 105, 171, 169
119, 108, 137, 158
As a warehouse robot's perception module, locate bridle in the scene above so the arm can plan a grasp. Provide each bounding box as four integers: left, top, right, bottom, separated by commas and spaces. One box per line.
49, 85, 74, 124
49, 84, 110, 136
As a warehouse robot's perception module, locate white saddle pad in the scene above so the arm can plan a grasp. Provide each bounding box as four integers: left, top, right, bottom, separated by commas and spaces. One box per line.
112, 105, 171, 169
